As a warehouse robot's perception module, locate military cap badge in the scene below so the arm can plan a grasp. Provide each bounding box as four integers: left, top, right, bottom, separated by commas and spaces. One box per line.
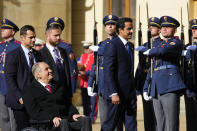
3, 18, 6, 24
193, 19, 196, 25
164, 16, 167, 21
151, 17, 155, 22
54, 17, 59, 22
108, 15, 112, 20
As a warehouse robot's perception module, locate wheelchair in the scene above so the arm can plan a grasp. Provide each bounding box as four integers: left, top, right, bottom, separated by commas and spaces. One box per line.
21, 120, 52, 131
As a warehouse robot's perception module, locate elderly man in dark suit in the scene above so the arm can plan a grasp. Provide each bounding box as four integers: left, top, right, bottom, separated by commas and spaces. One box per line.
38, 17, 72, 101
5, 25, 40, 130
22, 62, 92, 131
101, 17, 137, 131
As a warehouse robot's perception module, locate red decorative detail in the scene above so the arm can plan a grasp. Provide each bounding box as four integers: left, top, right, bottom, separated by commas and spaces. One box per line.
0, 41, 5, 45
161, 45, 164, 48
14, 40, 22, 44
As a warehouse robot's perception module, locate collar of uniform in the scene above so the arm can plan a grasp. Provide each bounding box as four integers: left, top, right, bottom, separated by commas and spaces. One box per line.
118, 35, 128, 46
152, 36, 160, 41
46, 43, 59, 53
193, 39, 197, 43
4, 38, 15, 43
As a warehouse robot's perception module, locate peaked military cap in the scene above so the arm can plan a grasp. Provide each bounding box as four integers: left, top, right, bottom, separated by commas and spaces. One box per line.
190, 19, 197, 29
149, 17, 161, 28
46, 17, 65, 30
103, 14, 119, 26
160, 16, 180, 27
1, 18, 19, 32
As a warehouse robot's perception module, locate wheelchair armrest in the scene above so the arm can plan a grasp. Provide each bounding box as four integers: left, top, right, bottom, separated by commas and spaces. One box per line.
30, 119, 51, 124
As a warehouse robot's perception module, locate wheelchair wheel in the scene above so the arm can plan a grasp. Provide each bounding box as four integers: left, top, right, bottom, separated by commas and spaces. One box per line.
21, 127, 38, 131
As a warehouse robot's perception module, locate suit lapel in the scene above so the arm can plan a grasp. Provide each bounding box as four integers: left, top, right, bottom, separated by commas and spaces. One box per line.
33, 80, 53, 94
58, 47, 71, 86
117, 37, 130, 59
19, 46, 30, 71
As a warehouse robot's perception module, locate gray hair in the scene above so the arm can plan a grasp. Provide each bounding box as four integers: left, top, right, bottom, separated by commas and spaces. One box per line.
32, 62, 47, 80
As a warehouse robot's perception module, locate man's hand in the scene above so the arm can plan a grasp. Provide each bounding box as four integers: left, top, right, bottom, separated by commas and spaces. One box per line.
111, 94, 120, 104
89, 45, 99, 52
143, 49, 151, 55
187, 45, 197, 51
19, 98, 23, 104
78, 71, 85, 78
143, 92, 152, 101
53, 117, 62, 127
87, 87, 97, 96
135, 46, 147, 52
72, 114, 85, 121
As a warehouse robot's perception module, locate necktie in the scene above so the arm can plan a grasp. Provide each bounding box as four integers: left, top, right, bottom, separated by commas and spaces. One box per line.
53, 48, 66, 84
28, 51, 34, 68
126, 43, 132, 61
126, 42, 133, 71
45, 85, 52, 93
53, 48, 62, 65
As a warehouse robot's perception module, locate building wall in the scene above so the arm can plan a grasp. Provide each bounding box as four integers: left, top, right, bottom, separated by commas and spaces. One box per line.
1, 0, 71, 42
72, 0, 108, 57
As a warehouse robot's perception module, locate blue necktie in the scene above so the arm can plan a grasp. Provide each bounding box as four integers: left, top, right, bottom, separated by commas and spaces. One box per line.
126, 42, 133, 71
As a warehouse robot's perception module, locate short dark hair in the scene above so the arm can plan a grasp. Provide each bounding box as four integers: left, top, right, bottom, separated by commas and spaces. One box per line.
116, 17, 133, 34
45, 24, 62, 34
20, 25, 35, 36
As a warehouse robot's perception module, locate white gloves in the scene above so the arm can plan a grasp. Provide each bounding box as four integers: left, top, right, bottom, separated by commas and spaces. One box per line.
135, 46, 146, 52
143, 49, 151, 55
186, 45, 197, 51
89, 45, 99, 52
181, 50, 187, 56
143, 92, 152, 101
87, 87, 97, 96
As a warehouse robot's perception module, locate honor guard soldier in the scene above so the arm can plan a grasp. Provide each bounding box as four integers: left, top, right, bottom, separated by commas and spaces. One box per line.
0, 18, 20, 131
135, 17, 161, 131
47, 17, 78, 94
183, 19, 197, 131
78, 41, 98, 123
143, 16, 186, 131
87, 14, 123, 130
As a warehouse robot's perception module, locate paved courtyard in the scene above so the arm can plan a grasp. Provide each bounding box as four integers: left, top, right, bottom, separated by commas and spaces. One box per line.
88, 96, 186, 131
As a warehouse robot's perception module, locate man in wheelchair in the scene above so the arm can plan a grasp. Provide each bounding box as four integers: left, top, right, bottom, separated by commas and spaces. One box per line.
22, 62, 92, 131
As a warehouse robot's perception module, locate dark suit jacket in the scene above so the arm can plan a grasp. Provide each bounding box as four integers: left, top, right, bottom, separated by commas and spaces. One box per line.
38, 45, 72, 98
103, 36, 135, 102
22, 80, 79, 121
4, 46, 40, 109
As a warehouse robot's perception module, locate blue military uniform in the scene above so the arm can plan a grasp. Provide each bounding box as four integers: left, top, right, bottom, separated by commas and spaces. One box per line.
184, 19, 197, 131
58, 40, 78, 94
88, 36, 117, 97
0, 18, 20, 96
0, 39, 21, 95
0, 18, 20, 131
143, 16, 186, 131
143, 37, 186, 96
88, 15, 123, 130
143, 16, 186, 96
135, 17, 161, 131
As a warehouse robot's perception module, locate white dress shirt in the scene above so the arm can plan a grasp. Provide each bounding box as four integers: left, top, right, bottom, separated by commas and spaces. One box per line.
46, 43, 63, 64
